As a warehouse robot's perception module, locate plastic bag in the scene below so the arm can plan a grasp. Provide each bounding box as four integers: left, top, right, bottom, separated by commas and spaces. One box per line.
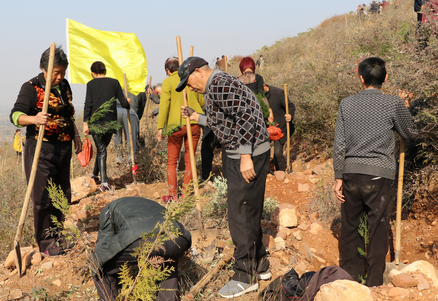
267, 124, 284, 141
76, 137, 93, 167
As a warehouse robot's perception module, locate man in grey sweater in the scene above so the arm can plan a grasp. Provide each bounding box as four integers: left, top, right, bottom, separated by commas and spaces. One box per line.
333, 57, 418, 286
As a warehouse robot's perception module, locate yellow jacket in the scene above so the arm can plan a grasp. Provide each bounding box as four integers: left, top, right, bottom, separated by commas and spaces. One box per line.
157, 71, 204, 131
14, 133, 24, 152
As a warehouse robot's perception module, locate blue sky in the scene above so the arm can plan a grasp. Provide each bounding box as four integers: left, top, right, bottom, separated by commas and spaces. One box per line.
0, 0, 358, 114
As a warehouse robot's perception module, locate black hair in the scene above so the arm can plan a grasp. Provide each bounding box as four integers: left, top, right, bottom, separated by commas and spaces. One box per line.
39, 46, 69, 71
165, 57, 179, 73
15, 129, 21, 133
358, 57, 387, 89
90, 61, 106, 75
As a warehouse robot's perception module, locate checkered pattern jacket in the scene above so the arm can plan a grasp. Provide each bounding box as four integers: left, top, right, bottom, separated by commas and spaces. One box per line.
333, 89, 418, 180
203, 71, 269, 153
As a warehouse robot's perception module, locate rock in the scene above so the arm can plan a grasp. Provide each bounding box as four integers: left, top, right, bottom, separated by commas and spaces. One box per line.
10, 289, 23, 300
23, 251, 34, 270
417, 282, 430, 291
53, 259, 61, 267
271, 203, 298, 228
262, 233, 276, 250
0, 288, 23, 300
308, 212, 319, 220
275, 237, 286, 250
75, 209, 91, 221
298, 223, 309, 231
274, 171, 286, 182
314, 280, 373, 301
52, 279, 61, 286
303, 169, 315, 176
401, 260, 438, 288
276, 226, 289, 240
152, 192, 160, 199
71, 176, 98, 203
31, 252, 42, 265
284, 178, 290, 184
314, 255, 326, 264
293, 230, 303, 241
391, 273, 418, 287
41, 261, 54, 271
272, 250, 289, 265
298, 183, 310, 192
295, 261, 308, 274
388, 287, 410, 299
309, 222, 323, 235
223, 246, 234, 257
79, 197, 93, 209
3, 246, 34, 269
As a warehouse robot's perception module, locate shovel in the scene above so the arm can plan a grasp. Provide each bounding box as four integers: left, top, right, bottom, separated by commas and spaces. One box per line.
384, 137, 407, 282
176, 37, 217, 263
13, 43, 56, 276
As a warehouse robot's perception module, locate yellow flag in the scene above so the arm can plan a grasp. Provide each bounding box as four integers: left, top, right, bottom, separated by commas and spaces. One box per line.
66, 19, 147, 94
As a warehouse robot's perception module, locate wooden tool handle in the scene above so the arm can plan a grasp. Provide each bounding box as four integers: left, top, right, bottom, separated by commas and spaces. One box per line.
14, 42, 56, 277
176, 36, 205, 237
144, 76, 152, 118
123, 74, 137, 184
284, 84, 291, 172
394, 137, 405, 265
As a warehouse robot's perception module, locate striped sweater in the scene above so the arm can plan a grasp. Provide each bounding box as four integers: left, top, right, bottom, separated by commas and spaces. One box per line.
333, 89, 418, 180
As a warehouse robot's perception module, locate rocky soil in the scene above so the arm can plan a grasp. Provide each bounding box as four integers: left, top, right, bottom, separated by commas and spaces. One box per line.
1, 155, 438, 300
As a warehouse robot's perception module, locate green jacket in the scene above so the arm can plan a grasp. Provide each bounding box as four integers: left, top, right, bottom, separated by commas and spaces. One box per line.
157, 71, 205, 131
91, 197, 191, 272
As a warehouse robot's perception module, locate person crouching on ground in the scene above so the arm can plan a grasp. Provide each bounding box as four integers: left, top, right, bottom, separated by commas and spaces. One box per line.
179, 57, 271, 298
156, 57, 204, 202
91, 197, 191, 301
333, 57, 418, 286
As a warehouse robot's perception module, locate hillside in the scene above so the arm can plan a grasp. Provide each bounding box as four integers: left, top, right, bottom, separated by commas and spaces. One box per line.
1, 0, 438, 300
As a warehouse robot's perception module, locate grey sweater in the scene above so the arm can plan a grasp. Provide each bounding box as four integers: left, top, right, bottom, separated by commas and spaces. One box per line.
333, 89, 418, 180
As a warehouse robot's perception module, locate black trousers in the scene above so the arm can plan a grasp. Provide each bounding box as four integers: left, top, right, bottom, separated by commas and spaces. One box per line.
227, 151, 270, 284
340, 173, 395, 287
93, 226, 190, 301
24, 139, 71, 252
273, 140, 285, 171
92, 133, 113, 183
201, 130, 227, 179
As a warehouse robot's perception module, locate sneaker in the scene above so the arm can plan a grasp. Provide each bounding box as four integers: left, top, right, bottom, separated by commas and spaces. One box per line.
218, 280, 259, 299
98, 183, 112, 192
258, 269, 272, 280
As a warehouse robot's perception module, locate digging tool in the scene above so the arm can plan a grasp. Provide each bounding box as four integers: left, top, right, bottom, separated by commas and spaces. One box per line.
123, 74, 137, 184
13, 43, 56, 277
224, 55, 228, 73
284, 84, 291, 172
384, 137, 408, 281
143, 76, 153, 121
176, 36, 217, 263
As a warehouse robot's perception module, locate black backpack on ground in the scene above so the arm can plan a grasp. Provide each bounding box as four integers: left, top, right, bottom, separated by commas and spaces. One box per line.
259, 266, 354, 301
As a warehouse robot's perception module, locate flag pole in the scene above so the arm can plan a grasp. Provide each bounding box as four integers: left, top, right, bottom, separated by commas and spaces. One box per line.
123, 74, 137, 184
